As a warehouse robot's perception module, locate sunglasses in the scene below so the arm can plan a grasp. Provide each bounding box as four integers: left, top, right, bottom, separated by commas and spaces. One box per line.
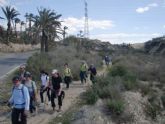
13, 80, 19, 83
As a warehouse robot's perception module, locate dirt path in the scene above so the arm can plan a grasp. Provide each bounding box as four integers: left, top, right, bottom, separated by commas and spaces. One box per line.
0, 65, 107, 124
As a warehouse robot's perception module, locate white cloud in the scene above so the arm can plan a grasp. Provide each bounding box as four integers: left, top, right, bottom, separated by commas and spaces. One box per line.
136, 7, 149, 13
90, 33, 162, 44
136, 3, 158, 13
148, 3, 158, 7
62, 17, 114, 34
0, 0, 7, 6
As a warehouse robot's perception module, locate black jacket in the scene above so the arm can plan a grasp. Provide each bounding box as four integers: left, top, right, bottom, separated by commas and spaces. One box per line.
52, 76, 62, 90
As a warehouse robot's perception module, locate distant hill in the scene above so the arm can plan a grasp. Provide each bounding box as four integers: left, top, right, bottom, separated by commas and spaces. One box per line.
131, 43, 144, 49
144, 36, 165, 55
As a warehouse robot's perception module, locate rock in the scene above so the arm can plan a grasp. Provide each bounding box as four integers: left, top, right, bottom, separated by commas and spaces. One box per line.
71, 100, 114, 124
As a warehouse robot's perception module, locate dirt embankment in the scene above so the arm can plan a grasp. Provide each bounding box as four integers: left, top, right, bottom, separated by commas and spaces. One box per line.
0, 43, 40, 52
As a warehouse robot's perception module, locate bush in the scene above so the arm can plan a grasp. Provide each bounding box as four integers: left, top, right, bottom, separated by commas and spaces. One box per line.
123, 73, 137, 90
26, 45, 102, 82
109, 65, 127, 77
107, 99, 125, 115
84, 87, 98, 105
161, 95, 165, 108
26, 53, 53, 81
145, 103, 158, 120
138, 83, 151, 96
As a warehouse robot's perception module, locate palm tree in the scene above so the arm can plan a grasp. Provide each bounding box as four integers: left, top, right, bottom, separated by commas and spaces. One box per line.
24, 13, 28, 31
1, 6, 19, 43
14, 18, 20, 37
32, 8, 62, 52
20, 21, 25, 32
28, 13, 33, 33
0, 16, 4, 19
63, 26, 68, 40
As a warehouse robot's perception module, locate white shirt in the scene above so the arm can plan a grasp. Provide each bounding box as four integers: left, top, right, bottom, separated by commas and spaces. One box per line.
41, 74, 49, 86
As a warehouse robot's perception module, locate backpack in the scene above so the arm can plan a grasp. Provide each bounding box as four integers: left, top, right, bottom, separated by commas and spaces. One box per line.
60, 91, 65, 100
12, 85, 25, 100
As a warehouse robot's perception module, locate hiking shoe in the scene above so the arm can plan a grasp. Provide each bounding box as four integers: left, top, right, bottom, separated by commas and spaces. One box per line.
57, 109, 62, 112
39, 103, 44, 107
48, 101, 51, 105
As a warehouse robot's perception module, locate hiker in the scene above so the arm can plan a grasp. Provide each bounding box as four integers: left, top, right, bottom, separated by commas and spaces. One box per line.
8, 76, 30, 124
64, 63, 72, 89
80, 61, 88, 84
24, 72, 37, 114
40, 70, 51, 106
51, 69, 63, 111
88, 64, 97, 84
19, 64, 27, 84
104, 55, 111, 66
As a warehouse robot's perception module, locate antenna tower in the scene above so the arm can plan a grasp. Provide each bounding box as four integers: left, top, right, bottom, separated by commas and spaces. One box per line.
84, 0, 89, 38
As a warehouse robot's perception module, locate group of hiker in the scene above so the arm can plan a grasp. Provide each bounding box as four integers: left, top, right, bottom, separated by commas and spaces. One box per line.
7, 61, 98, 124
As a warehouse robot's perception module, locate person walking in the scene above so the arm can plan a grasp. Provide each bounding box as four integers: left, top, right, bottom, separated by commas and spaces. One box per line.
51, 69, 63, 111
19, 65, 27, 84
8, 76, 30, 124
80, 61, 88, 84
40, 70, 51, 106
88, 64, 97, 84
64, 63, 72, 89
24, 72, 37, 114
104, 55, 111, 66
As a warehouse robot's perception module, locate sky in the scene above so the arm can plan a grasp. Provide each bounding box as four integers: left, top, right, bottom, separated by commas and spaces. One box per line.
0, 0, 165, 44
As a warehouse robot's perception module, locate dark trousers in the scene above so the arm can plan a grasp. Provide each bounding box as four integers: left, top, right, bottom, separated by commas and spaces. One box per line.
90, 73, 96, 84
51, 89, 62, 108
40, 86, 51, 103
12, 108, 26, 124
64, 76, 71, 88
30, 96, 36, 113
80, 71, 87, 83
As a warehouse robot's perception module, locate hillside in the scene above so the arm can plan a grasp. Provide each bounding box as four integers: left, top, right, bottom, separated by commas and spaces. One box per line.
0, 37, 165, 124
144, 36, 165, 55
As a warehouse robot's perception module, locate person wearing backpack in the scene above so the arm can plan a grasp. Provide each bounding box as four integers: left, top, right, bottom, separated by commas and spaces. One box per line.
8, 76, 30, 124
24, 72, 37, 114
64, 63, 72, 89
80, 61, 88, 84
88, 64, 97, 84
19, 65, 27, 84
40, 70, 51, 106
51, 69, 63, 111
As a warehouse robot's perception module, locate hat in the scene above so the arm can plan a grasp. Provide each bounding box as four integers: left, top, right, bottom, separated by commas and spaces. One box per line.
20, 64, 26, 69
25, 72, 31, 77
52, 69, 58, 74
12, 76, 20, 82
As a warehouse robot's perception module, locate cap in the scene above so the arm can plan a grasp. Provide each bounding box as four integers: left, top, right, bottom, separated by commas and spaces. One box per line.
12, 76, 20, 82
25, 72, 31, 77
20, 64, 26, 69
52, 69, 58, 74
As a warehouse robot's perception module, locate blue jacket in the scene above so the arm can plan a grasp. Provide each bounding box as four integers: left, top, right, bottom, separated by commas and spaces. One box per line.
9, 84, 30, 110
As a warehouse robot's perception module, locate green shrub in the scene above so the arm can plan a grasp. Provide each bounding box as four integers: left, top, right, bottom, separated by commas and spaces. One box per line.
109, 65, 127, 77
161, 95, 165, 108
107, 99, 125, 115
26, 53, 53, 81
84, 88, 98, 105
139, 83, 151, 96
123, 73, 137, 90
145, 103, 158, 120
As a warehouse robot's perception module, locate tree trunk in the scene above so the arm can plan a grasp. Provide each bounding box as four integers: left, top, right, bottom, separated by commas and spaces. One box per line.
41, 30, 45, 52
7, 21, 11, 44
45, 36, 48, 52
